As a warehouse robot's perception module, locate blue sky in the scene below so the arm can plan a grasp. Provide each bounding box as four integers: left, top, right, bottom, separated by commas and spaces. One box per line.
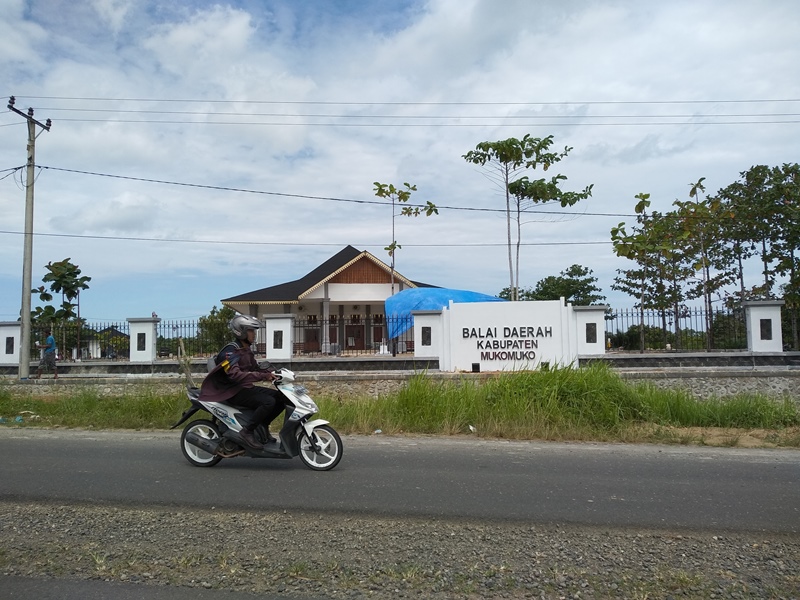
1, 0, 798, 322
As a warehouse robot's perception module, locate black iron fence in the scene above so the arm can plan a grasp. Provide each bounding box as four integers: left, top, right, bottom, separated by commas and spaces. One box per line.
290, 316, 415, 357
23, 315, 417, 362
22, 306, 793, 361
605, 307, 748, 352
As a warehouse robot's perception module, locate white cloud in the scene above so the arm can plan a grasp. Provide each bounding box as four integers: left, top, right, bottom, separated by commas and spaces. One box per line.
89, 0, 132, 34
0, 0, 798, 320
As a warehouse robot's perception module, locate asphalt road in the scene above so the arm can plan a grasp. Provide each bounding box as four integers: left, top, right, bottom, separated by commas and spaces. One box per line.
1, 428, 799, 533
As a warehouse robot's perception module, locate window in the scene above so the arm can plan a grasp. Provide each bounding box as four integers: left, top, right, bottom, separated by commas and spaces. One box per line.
5, 336, 13, 355
273, 330, 283, 349
422, 327, 432, 346
760, 318, 773, 341
137, 332, 146, 352
585, 323, 597, 344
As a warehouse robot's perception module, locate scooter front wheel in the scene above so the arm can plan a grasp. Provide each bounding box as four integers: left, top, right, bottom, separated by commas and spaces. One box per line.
298, 424, 343, 471
181, 419, 223, 467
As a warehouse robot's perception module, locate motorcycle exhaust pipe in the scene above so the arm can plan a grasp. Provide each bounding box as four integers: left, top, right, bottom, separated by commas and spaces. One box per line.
184, 431, 221, 455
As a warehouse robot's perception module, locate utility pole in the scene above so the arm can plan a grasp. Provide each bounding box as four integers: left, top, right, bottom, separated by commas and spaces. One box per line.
7, 96, 51, 379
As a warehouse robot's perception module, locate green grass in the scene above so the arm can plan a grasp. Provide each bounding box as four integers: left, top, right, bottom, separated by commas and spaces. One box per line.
1, 364, 798, 446
0, 385, 186, 429
316, 364, 799, 444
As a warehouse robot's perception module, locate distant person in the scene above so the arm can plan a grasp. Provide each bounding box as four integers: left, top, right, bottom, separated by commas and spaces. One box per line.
36, 327, 58, 380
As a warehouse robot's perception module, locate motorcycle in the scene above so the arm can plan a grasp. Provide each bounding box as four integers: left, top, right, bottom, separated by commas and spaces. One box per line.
171, 365, 343, 471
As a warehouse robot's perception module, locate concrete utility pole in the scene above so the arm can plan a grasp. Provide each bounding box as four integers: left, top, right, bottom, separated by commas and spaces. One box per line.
7, 96, 51, 379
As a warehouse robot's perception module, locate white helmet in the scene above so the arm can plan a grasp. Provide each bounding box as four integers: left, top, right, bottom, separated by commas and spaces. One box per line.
229, 315, 262, 340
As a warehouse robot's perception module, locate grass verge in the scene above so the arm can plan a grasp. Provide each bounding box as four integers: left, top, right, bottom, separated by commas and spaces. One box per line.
1, 364, 798, 447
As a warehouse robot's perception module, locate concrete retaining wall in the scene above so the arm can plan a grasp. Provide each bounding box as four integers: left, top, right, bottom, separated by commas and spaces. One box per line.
2, 368, 800, 403
618, 369, 800, 401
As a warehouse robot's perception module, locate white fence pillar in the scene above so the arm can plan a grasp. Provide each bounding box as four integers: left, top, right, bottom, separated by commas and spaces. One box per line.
127, 317, 160, 363
413, 310, 444, 359
264, 315, 294, 361
744, 300, 785, 353
0, 322, 21, 366
573, 305, 609, 356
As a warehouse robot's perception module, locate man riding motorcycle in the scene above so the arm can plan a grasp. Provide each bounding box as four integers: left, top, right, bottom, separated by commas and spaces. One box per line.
198, 315, 284, 450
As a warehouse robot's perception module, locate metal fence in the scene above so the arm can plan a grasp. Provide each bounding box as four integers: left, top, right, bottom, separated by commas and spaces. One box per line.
605, 307, 748, 352
25, 315, 418, 361
290, 315, 415, 357
26, 306, 785, 361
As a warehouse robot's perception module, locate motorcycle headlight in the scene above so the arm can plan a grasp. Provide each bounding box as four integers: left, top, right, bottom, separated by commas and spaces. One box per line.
292, 385, 308, 396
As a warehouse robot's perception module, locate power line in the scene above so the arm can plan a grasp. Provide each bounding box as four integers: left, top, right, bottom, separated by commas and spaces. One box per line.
32, 117, 800, 127
31, 107, 800, 119
0, 229, 611, 247
15, 96, 800, 127
15, 95, 800, 105
38, 165, 634, 218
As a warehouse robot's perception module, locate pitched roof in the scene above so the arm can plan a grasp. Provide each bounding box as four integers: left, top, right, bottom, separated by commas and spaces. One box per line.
222, 246, 434, 306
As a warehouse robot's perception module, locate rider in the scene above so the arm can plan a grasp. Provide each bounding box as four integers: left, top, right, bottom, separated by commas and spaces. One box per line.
199, 315, 284, 450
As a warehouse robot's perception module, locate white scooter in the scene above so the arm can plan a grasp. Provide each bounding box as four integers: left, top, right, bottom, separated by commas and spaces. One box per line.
171, 366, 343, 471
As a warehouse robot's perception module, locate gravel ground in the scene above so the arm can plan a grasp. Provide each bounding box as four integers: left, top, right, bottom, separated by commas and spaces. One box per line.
1, 501, 798, 599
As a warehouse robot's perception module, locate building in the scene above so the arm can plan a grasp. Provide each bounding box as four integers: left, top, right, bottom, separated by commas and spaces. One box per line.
221, 246, 435, 354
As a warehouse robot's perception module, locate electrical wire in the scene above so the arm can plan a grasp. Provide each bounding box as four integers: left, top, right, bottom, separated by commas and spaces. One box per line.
37, 165, 632, 218
10, 96, 800, 127
15, 96, 800, 105
0, 229, 611, 247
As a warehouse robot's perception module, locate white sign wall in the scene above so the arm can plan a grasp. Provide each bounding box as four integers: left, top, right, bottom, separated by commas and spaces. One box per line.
414, 299, 608, 372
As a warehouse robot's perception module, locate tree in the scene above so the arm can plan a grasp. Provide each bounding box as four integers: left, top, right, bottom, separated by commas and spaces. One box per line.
717, 165, 781, 297
714, 164, 800, 347
197, 305, 237, 352
373, 182, 438, 295
463, 134, 593, 301
500, 264, 606, 305
768, 163, 800, 348
610, 195, 686, 351
32, 258, 91, 321
673, 179, 736, 350
31, 258, 91, 359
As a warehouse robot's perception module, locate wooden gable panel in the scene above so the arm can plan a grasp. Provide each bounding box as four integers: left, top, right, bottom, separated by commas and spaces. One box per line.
330, 257, 392, 284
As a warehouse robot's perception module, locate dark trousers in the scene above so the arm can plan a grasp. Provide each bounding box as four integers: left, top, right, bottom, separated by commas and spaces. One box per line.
230, 387, 284, 432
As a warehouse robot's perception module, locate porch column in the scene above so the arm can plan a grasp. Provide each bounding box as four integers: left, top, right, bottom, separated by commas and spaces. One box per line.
320, 298, 331, 353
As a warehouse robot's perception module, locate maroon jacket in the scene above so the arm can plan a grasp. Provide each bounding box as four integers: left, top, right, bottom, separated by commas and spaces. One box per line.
199, 342, 273, 404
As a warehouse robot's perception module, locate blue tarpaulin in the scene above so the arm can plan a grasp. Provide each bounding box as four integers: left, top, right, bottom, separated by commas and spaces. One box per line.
385, 288, 506, 338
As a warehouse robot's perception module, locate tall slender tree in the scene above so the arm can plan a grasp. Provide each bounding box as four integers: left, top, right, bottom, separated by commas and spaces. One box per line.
463, 134, 592, 301
673, 179, 735, 349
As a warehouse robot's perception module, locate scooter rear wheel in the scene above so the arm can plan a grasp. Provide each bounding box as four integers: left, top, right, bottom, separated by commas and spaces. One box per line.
298, 424, 343, 471
181, 419, 223, 467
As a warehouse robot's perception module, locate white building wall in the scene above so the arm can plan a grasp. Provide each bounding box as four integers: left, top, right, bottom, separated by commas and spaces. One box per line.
326, 283, 394, 303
